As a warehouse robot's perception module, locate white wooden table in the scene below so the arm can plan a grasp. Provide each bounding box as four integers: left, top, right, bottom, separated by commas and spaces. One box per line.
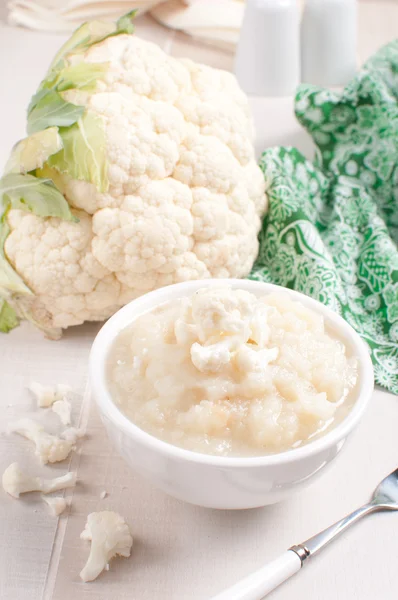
1, 5, 398, 600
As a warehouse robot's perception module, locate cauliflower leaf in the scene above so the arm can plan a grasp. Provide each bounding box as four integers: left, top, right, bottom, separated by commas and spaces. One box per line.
49, 22, 117, 73
47, 9, 136, 76
28, 63, 109, 132
52, 62, 110, 93
48, 113, 108, 193
27, 90, 85, 135
115, 9, 137, 34
0, 173, 77, 221
0, 299, 19, 333
26, 9, 130, 186
0, 217, 31, 295
5, 128, 63, 175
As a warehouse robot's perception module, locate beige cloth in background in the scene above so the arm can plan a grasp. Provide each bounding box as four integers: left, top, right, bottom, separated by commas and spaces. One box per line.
151, 0, 244, 51
7, 0, 163, 31
7, 0, 245, 51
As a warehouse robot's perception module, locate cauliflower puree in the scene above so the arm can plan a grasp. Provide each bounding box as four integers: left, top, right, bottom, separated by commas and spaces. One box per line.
107, 288, 358, 456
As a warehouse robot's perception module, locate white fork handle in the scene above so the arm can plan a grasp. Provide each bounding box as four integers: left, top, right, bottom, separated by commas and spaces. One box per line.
210, 550, 301, 600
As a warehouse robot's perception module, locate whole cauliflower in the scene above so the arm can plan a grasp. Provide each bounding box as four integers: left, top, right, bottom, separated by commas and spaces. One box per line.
0, 12, 266, 337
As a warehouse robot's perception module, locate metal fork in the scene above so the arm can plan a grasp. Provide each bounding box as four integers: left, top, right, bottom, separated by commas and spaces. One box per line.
211, 468, 398, 600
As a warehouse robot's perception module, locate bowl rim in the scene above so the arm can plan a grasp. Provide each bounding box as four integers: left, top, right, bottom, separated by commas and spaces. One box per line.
89, 279, 374, 467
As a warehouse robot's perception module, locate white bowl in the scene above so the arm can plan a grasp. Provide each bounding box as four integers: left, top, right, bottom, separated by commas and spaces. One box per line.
89, 279, 374, 510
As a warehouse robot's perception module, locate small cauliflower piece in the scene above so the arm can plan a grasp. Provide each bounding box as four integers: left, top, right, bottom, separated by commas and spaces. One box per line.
99, 490, 108, 500
2, 463, 43, 498
190, 340, 231, 373
52, 398, 72, 426
28, 381, 72, 408
28, 382, 56, 408
42, 495, 68, 516
8, 418, 73, 464
61, 426, 85, 444
2, 462, 76, 498
188, 288, 276, 374
80, 511, 133, 582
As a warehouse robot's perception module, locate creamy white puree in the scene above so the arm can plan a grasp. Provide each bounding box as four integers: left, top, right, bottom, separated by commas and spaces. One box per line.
107, 288, 358, 456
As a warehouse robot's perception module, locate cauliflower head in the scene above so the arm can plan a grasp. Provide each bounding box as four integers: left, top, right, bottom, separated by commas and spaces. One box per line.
0, 12, 266, 337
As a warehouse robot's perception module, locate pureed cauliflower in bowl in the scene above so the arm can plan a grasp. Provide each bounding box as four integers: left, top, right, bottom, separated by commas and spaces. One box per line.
108, 288, 357, 457
90, 279, 374, 509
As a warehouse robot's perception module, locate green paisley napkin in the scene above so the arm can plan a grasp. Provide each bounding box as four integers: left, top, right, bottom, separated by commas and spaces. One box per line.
250, 40, 398, 394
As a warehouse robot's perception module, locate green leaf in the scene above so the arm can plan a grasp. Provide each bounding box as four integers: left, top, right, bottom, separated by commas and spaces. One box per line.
5, 128, 63, 175
0, 299, 19, 333
27, 90, 85, 135
49, 20, 115, 72
28, 10, 137, 118
27, 62, 107, 119
48, 10, 137, 73
0, 173, 77, 221
27, 88, 50, 115
48, 113, 108, 192
116, 10, 137, 34
0, 219, 31, 295
54, 62, 109, 93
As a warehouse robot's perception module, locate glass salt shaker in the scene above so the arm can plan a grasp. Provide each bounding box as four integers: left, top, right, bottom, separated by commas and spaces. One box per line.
301, 0, 358, 87
234, 0, 300, 97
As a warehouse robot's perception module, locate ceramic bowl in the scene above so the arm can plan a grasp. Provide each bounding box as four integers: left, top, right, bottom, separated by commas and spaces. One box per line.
89, 279, 374, 509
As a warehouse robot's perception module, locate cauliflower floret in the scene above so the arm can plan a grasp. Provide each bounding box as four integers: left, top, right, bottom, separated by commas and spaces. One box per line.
6, 211, 121, 329
52, 398, 72, 426
42, 495, 68, 516
61, 426, 86, 444
28, 381, 73, 425
28, 381, 72, 408
190, 287, 262, 341
80, 511, 133, 582
8, 418, 74, 464
4, 33, 266, 334
28, 381, 56, 408
188, 289, 278, 374
190, 340, 231, 373
2, 462, 76, 498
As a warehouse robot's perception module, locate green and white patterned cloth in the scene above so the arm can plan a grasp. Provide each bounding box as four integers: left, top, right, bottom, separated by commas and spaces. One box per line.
250, 40, 398, 394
